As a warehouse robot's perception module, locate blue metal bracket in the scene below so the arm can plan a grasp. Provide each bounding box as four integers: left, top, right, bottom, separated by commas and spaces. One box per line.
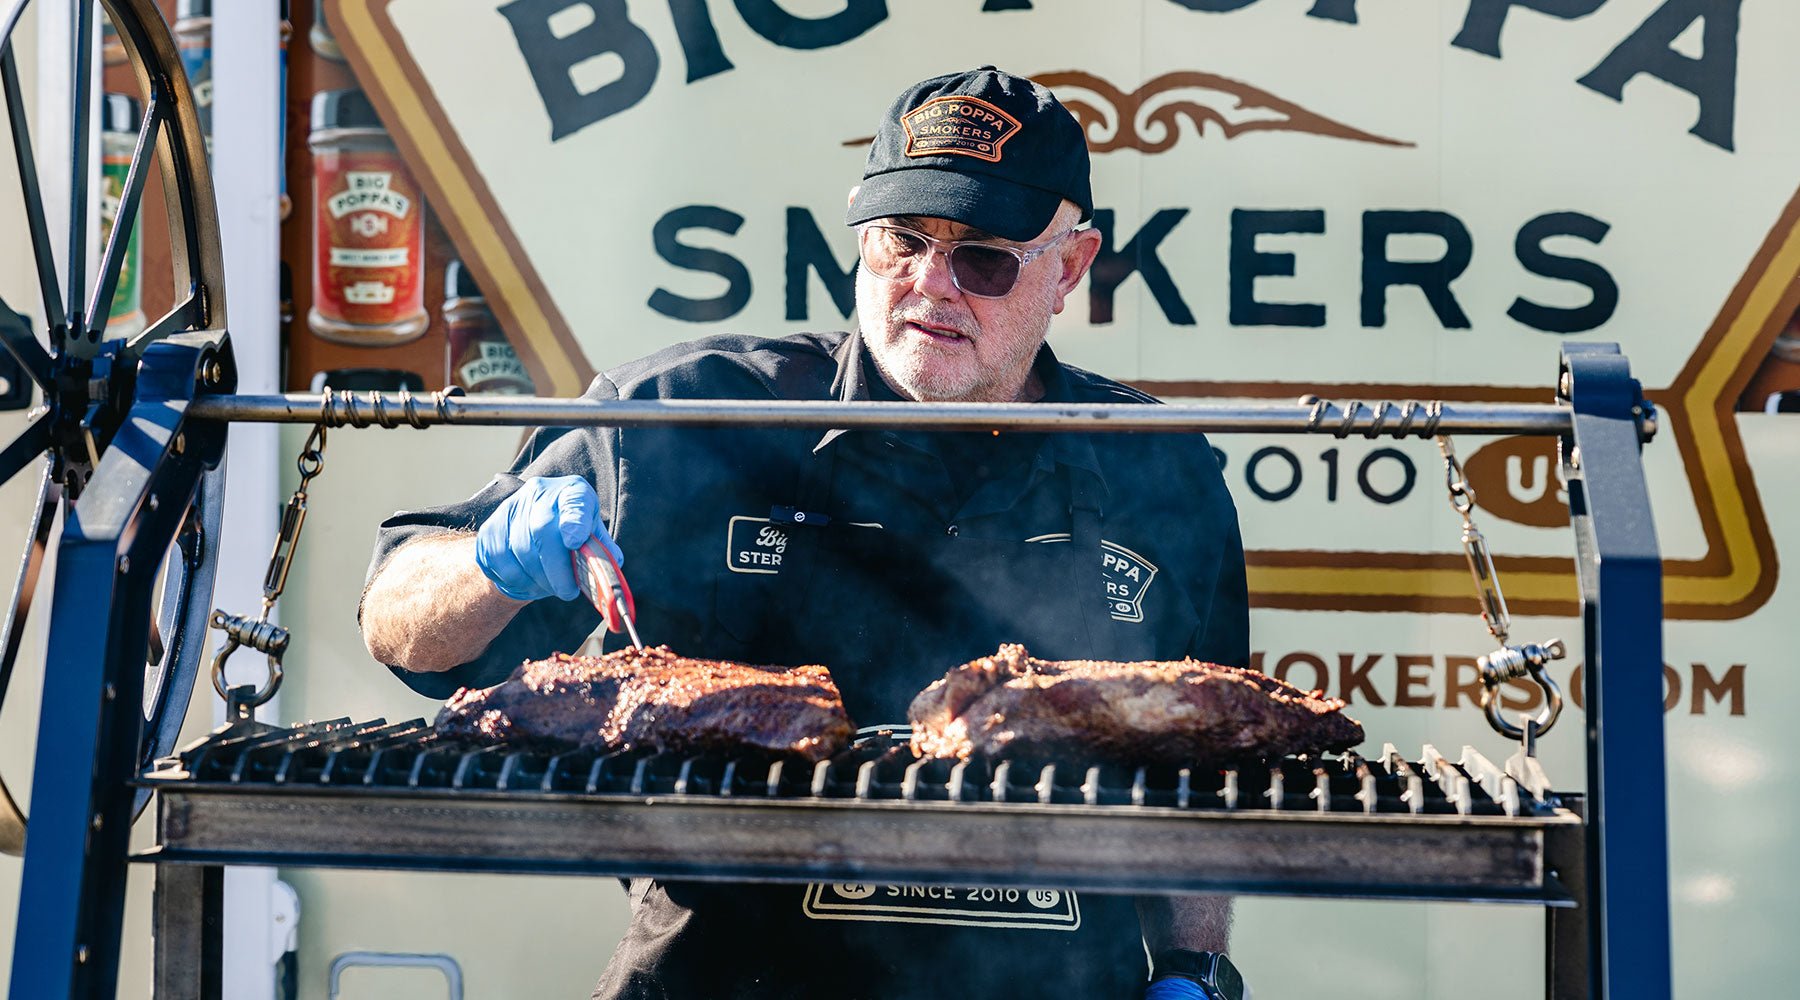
1559, 343, 1671, 1000
7, 334, 227, 1000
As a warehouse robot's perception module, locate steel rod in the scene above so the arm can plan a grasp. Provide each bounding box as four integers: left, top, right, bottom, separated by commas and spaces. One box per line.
2, 42, 67, 338
86, 92, 160, 340
186, 393, 1574, 436
66, 0, 94, 348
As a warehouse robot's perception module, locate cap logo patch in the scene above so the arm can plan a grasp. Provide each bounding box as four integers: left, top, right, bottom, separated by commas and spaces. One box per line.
901, 96, 1021, 163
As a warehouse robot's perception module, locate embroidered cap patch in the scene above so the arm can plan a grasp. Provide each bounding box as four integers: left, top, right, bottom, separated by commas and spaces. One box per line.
901, 96, 1021, 163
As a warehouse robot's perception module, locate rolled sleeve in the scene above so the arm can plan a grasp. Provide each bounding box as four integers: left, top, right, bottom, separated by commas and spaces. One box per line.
362, 375, 621, 697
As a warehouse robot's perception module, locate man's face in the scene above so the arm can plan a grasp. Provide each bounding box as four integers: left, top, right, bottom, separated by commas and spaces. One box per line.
855, 202, 1100, 403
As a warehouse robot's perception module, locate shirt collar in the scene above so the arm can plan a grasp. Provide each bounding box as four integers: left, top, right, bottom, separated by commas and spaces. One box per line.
817, 331, 1106, 488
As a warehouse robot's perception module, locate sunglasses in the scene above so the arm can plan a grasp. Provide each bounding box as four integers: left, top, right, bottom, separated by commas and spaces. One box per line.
856, 223, 1076, 298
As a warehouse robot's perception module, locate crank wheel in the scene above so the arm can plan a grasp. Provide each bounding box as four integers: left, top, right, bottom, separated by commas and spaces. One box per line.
0, 0, 226, 852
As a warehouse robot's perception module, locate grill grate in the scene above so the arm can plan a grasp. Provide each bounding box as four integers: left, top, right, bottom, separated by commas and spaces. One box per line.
160, 717, 1555, 819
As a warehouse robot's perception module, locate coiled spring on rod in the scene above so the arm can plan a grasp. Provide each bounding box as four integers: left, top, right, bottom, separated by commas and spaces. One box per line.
317, 386, 464, 429
1299, 397, 1444, 439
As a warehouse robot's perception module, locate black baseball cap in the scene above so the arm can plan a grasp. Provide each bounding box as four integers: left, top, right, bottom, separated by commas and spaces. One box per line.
846, 66, 1092, 243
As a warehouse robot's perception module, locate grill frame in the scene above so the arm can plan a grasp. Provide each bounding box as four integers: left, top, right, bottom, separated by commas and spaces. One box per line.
9, 341, 1664, 1000
145, 780, 1582, 904
137, 719, 1582, 904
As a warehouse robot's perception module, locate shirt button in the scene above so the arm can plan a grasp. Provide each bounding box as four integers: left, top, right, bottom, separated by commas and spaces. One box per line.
946, 524, 959, 537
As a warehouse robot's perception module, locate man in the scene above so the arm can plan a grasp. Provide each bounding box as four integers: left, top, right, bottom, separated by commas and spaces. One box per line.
361, 67, 1249, 999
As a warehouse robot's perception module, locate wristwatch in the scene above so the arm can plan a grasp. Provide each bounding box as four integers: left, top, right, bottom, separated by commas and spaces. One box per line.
1151, 949, 1246, 1000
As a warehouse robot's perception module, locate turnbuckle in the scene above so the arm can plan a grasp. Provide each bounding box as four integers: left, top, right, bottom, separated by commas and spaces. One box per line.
206, 423, 327, 719
1436, 435, 1568, 747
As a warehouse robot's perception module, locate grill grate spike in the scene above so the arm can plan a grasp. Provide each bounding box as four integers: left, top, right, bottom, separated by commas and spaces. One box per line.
947, 760, 969, 802
145, 725, 1559, 820
1080, 767, 1101, 807
990, 761, 1012, 803
1422, 744, 1472, 816
1460, 746, 1519, 818
1351, 756, 1377, 815
900, 760, 925, 801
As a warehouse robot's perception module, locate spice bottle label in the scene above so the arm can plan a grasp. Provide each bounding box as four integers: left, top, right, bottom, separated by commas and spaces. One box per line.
312, 150, 426, 334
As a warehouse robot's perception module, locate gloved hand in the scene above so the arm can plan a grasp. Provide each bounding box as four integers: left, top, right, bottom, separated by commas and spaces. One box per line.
1145, 977, 1252, 1000
474, 475, 621, 602
1145, 979, 1209, 1000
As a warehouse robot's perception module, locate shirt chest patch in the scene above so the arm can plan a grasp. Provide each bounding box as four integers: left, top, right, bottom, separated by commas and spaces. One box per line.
1025, 534, 1160, 623
726, 515, 789, 574
801, 882, 1080, 931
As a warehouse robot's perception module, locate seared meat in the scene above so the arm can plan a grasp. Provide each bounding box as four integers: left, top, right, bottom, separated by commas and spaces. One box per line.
909, 644, 1363, 765
435, 645, 854, 761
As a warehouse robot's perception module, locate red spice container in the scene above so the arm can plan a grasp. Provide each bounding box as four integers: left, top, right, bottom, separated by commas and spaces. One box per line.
307, 89, 428, 345
444, 260, 536, 394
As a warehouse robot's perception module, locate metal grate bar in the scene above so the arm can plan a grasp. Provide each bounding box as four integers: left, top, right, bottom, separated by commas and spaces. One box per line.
146, 724, 1559, 818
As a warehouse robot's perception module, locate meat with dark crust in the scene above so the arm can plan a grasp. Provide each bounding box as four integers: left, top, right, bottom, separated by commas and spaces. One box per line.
908, 644, 1363, 765
435, 646, 855, 761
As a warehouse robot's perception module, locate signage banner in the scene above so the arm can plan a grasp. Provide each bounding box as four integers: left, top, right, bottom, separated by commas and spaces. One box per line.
316, 3, 1799, 995
333, 0, 1794, 624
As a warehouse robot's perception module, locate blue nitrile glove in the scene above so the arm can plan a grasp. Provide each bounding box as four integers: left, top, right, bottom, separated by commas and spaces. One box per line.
474, 475, 621, 602
1146, 977, 1253, 1000
1145, 979, 1210, 1000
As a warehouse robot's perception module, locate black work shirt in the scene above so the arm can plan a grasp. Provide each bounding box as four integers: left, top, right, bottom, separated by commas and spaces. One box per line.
364, 330, 1249, 999
368, 330, 1247, 701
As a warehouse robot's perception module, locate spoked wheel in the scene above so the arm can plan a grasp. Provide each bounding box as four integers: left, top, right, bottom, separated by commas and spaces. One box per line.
0, 0, 225, 864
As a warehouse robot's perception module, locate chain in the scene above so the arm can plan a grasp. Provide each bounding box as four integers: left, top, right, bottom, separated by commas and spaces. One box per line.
209, 424, 327, 717
1435, 435, 1566, 747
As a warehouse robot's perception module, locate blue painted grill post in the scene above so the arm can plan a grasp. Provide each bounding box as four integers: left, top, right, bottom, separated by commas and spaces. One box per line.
1561, 343, 1672, 999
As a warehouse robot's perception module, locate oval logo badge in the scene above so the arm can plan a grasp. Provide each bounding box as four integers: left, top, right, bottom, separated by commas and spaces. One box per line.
1463, 436, 1568, 529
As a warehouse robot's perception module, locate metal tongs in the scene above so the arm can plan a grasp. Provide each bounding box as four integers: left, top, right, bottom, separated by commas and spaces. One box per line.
571, 536, 642, 649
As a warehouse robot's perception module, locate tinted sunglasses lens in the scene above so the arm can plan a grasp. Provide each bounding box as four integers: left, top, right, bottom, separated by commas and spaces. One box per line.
861, 227, 927, 278
950, 245, 1022, 296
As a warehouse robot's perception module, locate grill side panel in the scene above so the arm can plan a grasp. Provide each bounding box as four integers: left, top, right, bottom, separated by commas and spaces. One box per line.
150, 789, 1573, 904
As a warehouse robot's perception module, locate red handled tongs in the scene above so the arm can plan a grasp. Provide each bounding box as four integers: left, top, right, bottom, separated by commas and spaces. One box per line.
572, 536, 643, 649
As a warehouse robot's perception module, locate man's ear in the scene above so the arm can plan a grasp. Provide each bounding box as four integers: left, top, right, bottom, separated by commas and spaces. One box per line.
847, 185, 860, 209
1050, 229, 1103, 316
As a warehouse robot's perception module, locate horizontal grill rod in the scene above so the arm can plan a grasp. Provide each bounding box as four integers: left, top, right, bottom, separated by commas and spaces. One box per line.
187, 393, 1574, 437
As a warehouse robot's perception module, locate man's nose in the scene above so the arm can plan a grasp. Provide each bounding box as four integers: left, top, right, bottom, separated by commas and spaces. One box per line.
910, 245, 962, 300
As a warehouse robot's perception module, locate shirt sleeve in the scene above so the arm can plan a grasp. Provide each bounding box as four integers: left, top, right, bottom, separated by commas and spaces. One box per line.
1183, 438, 1251, 670
1188, 512, 1250, 670
361, 375, 620, 698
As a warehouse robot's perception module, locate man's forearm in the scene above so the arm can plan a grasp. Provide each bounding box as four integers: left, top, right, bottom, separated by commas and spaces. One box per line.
361, 531, 528, 673
1138, 894, 1232, 955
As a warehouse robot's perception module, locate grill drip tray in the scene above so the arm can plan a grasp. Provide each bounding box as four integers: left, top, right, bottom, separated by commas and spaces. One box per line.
135, 718, 1582, 904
